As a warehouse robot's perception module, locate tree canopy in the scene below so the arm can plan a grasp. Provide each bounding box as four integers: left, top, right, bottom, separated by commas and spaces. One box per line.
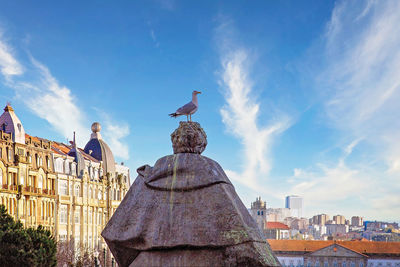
0, 205, 57, 267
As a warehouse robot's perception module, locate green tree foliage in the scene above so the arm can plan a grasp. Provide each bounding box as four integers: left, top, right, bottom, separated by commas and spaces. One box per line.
0, 205, 57, 267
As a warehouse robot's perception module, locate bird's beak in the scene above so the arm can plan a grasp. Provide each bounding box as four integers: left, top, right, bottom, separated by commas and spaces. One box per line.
197, 91, 201, 94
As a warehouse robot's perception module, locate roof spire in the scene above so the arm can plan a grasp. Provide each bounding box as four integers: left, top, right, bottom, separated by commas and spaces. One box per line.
4, 102, 14, 112
73, 131, 77, 148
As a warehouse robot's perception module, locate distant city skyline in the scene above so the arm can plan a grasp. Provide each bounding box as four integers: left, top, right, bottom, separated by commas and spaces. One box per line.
1, 1, 400, 221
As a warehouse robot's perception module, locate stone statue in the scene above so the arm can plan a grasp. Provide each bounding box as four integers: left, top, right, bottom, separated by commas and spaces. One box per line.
101, 121, 280, 267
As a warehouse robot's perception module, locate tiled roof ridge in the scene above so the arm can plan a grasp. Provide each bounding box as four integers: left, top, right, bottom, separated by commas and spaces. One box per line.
266, 221, 290, 230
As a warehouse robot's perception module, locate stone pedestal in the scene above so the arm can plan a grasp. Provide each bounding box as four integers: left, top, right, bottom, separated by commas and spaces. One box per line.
101, 122, 280, 267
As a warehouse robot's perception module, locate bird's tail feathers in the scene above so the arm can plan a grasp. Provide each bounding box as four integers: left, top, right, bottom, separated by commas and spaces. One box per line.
169, 113, 179, 118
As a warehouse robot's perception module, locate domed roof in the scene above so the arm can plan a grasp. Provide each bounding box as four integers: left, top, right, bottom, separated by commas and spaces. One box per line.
84, 122, 115, 175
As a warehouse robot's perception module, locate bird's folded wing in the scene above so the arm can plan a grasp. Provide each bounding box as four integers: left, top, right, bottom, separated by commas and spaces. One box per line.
176, 101, 196, 114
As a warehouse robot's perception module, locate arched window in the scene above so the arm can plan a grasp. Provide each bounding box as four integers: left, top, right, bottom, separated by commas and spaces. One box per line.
113, 188, 116, 200
89, 187, 92, 199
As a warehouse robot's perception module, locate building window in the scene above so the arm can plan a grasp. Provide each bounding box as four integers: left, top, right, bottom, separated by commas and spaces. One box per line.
38, 175, 43, 189
71, 163, 76, 175
89, 208, 92, 224
46, 156, 51, 169
75, 185, 80, 197
64, 161, 70, 174
60, 205, 67, 224
75, 210, 80, 224
59, 180, 68, 195
7, 148, 12, 162
55, 158, 63, 173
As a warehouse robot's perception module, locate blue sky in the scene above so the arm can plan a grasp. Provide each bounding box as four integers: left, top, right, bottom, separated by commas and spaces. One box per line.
1, 0, 399, 221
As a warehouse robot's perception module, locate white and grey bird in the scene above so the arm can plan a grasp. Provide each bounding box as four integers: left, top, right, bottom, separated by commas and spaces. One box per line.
169, 90, 201, 121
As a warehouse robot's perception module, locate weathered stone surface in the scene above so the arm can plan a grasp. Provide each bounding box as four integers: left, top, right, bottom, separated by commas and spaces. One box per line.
171, 121, 207, 154
101, 122, 280, 267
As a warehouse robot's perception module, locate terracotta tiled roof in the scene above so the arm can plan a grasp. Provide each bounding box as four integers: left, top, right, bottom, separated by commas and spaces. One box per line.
25, 133, 41, 143
266, 222, 290, 230
267, 240, 400, 255
52, 142, 71, 155
51, 141, 100, 163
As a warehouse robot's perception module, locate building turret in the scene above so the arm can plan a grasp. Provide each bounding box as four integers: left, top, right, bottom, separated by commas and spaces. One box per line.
0, 104, 25, 144
250, 196, 267, 231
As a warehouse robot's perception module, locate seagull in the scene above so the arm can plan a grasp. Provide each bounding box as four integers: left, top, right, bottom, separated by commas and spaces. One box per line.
169, 90, 201, 121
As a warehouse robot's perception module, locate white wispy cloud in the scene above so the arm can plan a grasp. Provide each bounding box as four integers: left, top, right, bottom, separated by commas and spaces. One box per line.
96, 110, 130, 161
0, 30, 130, 159
216, 21, 291, 192
0, 32, 23, 78
292, 0, 400, 220
17, 57, 90, 145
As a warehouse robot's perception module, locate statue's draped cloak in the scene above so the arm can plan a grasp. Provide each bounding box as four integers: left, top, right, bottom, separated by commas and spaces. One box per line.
102, 153, 280, 267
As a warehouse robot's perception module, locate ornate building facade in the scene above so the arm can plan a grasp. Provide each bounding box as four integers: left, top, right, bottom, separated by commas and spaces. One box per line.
0, 104, 57, 232
0, 104, 130, 259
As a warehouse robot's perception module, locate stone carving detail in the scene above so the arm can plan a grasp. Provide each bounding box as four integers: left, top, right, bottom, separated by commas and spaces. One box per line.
102, 122, 280, 267
171, 121, 207, 154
